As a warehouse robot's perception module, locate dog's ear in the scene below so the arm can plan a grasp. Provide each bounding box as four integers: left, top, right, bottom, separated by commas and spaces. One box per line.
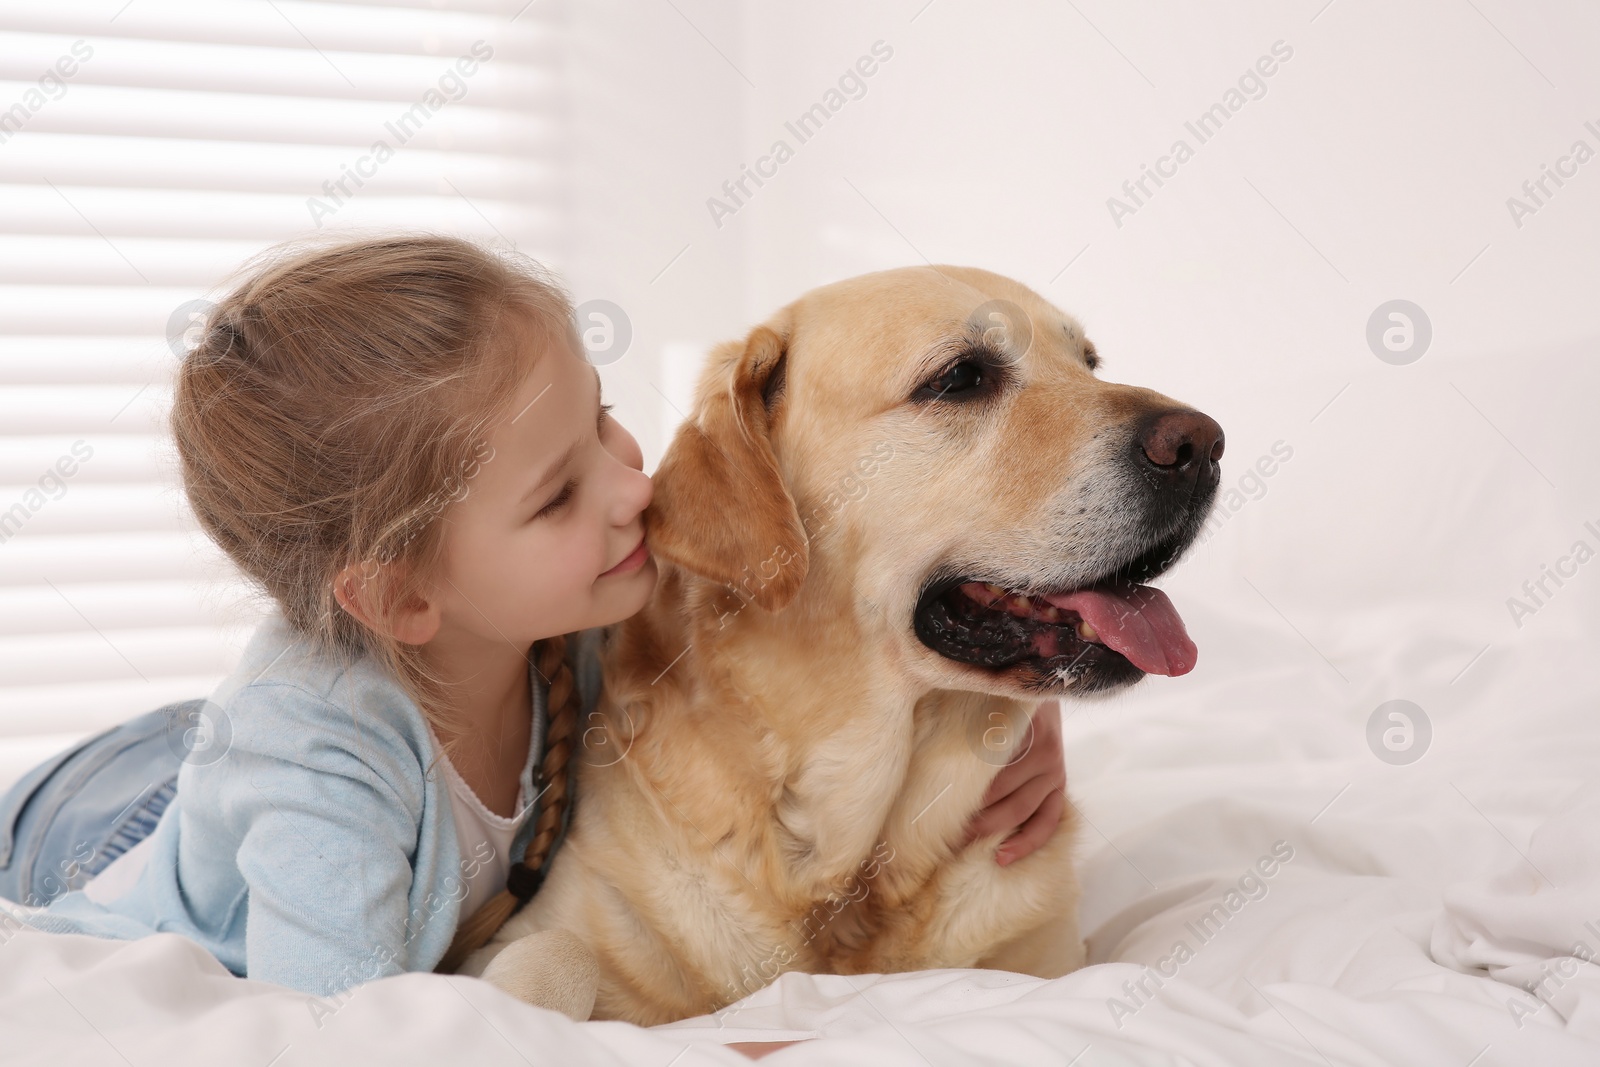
646, 321, 808, 612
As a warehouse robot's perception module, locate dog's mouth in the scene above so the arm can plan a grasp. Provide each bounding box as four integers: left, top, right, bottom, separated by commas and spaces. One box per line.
912, 529, 1198, 693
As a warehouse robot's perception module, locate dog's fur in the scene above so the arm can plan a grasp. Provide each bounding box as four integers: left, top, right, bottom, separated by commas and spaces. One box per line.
461, 266, 1216, 1025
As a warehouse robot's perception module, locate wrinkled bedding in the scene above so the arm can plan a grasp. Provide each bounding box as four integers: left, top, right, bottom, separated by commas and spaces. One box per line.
4, 342, 1598, 1064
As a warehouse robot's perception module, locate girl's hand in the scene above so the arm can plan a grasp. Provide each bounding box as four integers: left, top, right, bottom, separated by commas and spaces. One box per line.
962, 701, 1067, 866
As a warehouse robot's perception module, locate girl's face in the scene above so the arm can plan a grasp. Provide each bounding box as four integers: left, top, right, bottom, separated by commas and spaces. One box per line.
432, 318, 657, 648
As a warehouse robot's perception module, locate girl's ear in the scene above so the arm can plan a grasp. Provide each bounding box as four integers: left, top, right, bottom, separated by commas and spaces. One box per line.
333, 561, 442, 646
645, 316, 809, 612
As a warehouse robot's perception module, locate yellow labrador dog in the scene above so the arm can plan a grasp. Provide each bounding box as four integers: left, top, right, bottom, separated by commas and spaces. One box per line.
461, 266, 1223, 1025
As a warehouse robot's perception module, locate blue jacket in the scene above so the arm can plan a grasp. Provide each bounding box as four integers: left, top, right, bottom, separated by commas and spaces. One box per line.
0, 617, 598, 998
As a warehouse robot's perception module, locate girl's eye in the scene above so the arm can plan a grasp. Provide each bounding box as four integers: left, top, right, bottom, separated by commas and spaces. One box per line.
598, 402, 614, 431
535, 480, 575, 519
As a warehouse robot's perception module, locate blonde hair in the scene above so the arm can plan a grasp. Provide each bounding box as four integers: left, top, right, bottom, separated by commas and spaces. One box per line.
171, 233, 582, 972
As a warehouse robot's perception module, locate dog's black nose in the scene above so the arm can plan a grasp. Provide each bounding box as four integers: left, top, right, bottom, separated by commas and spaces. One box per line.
1135, 409, 1225, 487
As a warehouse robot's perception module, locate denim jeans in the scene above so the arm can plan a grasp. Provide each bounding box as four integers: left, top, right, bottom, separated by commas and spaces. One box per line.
0, 702, 196, 907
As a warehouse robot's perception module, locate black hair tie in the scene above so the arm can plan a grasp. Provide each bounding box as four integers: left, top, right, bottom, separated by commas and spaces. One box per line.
506, 861, 544, 903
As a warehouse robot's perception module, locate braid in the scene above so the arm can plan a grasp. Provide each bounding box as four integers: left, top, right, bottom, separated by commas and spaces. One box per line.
436, 635, 579, 974
524, 636, 578, 874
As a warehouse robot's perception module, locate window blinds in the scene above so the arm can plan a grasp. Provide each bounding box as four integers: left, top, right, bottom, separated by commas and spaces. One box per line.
0, 0, 563, 779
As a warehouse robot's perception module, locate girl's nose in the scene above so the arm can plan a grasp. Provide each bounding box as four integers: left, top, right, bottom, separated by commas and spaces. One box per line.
608, 455, 652, 526
605, 418, 652, 520
626, 465, 653, 516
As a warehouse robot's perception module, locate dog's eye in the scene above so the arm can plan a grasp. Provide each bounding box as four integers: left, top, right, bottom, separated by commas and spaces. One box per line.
916, 359, 986, 401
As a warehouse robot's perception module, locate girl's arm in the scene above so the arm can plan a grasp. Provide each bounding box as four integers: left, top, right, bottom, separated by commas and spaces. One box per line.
962, 700, 1068, 866
195, 689, 441, 999
229, 749, 422, 997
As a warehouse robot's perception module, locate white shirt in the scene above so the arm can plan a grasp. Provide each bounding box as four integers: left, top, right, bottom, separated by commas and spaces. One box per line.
433, 744, 529, 924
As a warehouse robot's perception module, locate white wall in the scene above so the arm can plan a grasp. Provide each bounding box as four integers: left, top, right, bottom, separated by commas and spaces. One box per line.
577, 0, 1600, 730
559, 0, 750, 462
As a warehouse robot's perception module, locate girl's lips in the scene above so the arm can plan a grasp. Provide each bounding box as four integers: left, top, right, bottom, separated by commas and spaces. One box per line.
600, 536, 649, 578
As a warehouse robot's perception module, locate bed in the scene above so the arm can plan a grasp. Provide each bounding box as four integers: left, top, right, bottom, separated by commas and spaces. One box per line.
3, 343, 1598, 1065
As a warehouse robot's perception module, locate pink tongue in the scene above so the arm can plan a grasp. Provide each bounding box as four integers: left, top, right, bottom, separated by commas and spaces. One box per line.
1044, 584, 1197, 676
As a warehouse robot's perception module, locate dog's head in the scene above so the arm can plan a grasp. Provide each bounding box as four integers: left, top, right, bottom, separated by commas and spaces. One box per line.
646, 266, 1222, 698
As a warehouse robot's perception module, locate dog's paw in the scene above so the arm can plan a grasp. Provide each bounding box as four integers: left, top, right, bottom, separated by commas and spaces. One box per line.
479, 929, 600, 1022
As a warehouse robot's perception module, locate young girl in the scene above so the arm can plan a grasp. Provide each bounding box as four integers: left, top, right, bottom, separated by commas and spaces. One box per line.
0, 235, 1068, 1005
